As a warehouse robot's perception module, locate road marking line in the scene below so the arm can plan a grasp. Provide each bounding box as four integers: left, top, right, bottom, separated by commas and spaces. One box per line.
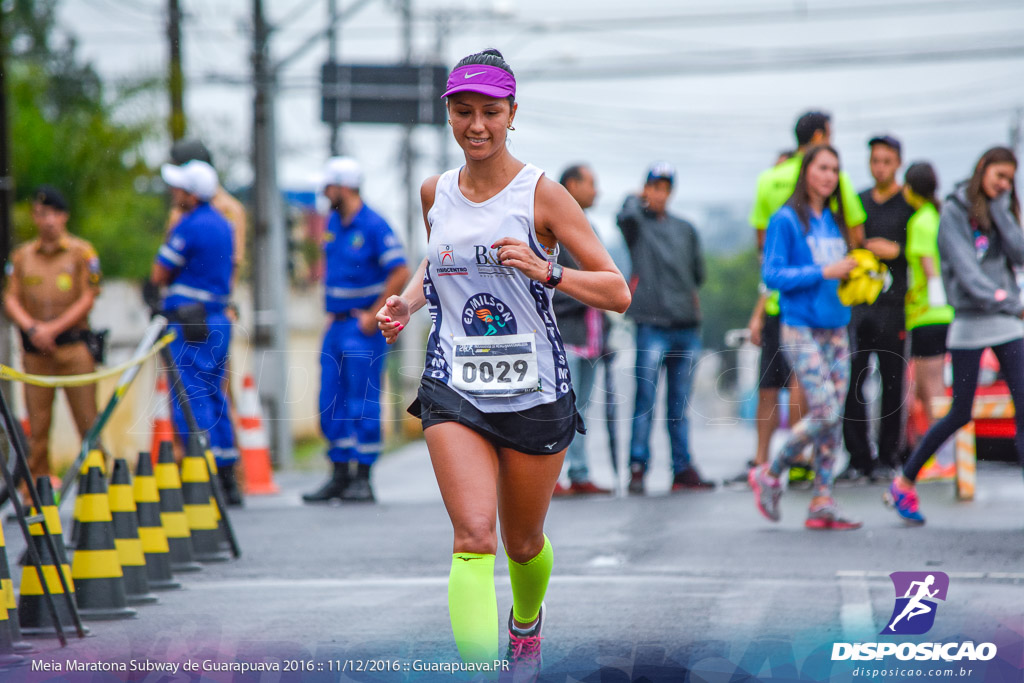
836, 570, 1024, 581
838, 574, 875, 639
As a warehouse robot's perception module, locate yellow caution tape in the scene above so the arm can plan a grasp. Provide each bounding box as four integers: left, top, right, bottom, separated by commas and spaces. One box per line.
0, 331, 176, 388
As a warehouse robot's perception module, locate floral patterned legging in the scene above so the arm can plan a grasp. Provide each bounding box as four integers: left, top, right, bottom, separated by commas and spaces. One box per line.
769, 325, 851, 498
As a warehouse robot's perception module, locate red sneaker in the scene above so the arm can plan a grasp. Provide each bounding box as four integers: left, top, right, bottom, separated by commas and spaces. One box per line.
552, 482, 572, 497
569, 480, 612, 495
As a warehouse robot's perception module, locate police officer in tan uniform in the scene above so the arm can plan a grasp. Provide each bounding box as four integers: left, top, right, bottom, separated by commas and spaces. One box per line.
3, 186, 101, 491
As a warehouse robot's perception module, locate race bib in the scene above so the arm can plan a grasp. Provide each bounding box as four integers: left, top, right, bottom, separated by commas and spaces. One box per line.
451, 333, 541, 397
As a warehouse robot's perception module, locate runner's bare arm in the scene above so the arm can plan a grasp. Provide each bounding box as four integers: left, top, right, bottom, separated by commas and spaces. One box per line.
532, 176, 630, 313
377, 176, 438, 343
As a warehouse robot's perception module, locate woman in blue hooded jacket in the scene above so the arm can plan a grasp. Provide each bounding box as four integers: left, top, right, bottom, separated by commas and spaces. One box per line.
750, 145, 861, 530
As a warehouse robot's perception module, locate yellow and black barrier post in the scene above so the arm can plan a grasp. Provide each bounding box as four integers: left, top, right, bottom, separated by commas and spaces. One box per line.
70, 466, 136, 621
14, 478, 85, 640
155, 442, 201, 573
0, 521, 31, 653
158, 344, 240, 558
0, 376, 85, 645
133, 451, 180, 590
109, 458, 158, 605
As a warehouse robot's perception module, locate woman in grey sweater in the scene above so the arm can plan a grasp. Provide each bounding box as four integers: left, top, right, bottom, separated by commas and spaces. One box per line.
886, 147, 1022, 525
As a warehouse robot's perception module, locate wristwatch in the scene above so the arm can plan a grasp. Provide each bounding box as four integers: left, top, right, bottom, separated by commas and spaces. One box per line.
543, 262, 564, 289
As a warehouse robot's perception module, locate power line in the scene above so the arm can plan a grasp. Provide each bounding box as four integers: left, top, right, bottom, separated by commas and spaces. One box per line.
322, 0, 1024, 40
517, 35, 1024, 81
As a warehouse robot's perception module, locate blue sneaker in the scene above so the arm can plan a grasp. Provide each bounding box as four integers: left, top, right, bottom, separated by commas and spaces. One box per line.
883, 481, 926, 525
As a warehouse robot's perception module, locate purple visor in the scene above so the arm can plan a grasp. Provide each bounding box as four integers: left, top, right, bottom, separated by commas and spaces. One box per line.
441, 64, 516, 100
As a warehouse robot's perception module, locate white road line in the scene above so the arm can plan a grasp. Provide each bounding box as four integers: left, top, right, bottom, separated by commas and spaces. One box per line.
835, 570, 1024, 581
838, 573, 875, 639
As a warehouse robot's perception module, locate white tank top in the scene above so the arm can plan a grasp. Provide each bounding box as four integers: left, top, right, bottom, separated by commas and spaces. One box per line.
422, 164, 571, 413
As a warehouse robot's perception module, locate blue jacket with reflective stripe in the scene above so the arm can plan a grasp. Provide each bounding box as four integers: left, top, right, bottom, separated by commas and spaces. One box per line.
324, 203, 406, 313
156, 202, 234, 312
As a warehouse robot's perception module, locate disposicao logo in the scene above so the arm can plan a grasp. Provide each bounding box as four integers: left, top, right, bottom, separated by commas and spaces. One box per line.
832, 571, 997, 663
882, 571, 949, 636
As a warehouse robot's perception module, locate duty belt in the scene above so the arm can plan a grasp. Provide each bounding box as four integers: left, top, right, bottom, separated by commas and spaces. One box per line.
21, 327, 94, 355
167, 283, 230, 305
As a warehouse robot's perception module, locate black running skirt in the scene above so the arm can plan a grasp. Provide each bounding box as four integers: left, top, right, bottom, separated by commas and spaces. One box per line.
408, 378, 585, 455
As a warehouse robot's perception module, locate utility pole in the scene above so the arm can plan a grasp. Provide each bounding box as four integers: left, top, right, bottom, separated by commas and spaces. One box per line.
251, 0, 292, 468
167, 0, 186, 140
400, 0, 415, 248
327, 0, 341, 155
1011, 106, 1023, 158
433, 10, 451, 173
0, 8, 14, 392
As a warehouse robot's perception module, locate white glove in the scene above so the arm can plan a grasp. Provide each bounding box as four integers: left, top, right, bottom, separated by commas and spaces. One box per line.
927, 278, 947, 308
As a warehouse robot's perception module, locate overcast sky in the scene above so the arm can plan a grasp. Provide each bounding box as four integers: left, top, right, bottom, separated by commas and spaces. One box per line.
58, 0, 1024, 249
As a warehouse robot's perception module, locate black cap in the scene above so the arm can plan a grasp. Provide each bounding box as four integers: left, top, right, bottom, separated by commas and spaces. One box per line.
32, 185, 68, 212
868, 134, 902, 157
170, 138, 212, 166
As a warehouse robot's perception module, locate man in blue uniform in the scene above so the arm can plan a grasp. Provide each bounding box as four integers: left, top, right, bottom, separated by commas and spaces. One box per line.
303, 157, 409, 504
148, 159, 241, 504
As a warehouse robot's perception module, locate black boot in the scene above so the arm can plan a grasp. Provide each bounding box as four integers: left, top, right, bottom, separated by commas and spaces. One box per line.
302, 462, 349, 504
218, 463, 244, 507
340, 463, 374, 503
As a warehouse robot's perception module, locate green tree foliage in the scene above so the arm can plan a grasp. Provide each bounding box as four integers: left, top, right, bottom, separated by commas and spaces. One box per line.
701, 247, 760, 350
7, 0, 165, 279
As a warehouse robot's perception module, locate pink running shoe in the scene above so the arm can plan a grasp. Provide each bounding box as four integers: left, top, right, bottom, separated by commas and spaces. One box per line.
805, 498, 863, 530
505, 604, 544, 683
749, 464, 782, 522
883, 481, 926, 525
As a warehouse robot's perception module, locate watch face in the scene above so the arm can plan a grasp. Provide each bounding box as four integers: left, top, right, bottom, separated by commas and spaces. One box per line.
546, 263, 563, 287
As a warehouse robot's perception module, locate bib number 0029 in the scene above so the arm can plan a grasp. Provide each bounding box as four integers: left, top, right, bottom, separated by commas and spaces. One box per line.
451, 333, 540, 397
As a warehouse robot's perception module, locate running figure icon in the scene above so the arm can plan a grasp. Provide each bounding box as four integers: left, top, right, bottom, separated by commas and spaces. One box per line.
888, 574, 939, 631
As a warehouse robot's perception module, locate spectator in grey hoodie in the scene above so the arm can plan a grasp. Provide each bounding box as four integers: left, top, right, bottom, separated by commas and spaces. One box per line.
886, 146, 1023, 526
617, 162, 713, 494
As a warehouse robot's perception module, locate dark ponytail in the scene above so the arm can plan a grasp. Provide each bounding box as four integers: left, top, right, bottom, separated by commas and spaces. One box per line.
905, 162, 940, 211
452, 48, 515, 105
455, 48, 513, 74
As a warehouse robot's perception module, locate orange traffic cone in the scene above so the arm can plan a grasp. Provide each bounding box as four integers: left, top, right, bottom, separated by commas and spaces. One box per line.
150, 373, 174, 465
237, 374, 279, 495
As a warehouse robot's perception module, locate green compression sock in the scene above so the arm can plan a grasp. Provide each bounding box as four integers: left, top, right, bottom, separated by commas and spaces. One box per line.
508, 535, 553, 626
448, 552, 498, 664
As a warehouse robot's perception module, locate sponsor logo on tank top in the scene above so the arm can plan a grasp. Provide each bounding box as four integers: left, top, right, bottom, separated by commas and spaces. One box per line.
463, 293, 517, 336
474, 245, 516, 278
435, 244, 468, 276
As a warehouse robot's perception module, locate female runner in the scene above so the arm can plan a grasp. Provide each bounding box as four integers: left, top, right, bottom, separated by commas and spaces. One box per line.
376, 49, 630, 676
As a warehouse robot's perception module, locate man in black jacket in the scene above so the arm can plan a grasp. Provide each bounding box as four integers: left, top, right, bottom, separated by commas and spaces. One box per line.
617, 163, 714, 494
552, 164, 613, 496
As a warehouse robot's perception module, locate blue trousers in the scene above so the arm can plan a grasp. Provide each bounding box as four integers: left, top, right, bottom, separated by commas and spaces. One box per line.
168, 312, 236, 467
629, 323, 701, 474
565, 351, 600, 482
319, 317, 387, 465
